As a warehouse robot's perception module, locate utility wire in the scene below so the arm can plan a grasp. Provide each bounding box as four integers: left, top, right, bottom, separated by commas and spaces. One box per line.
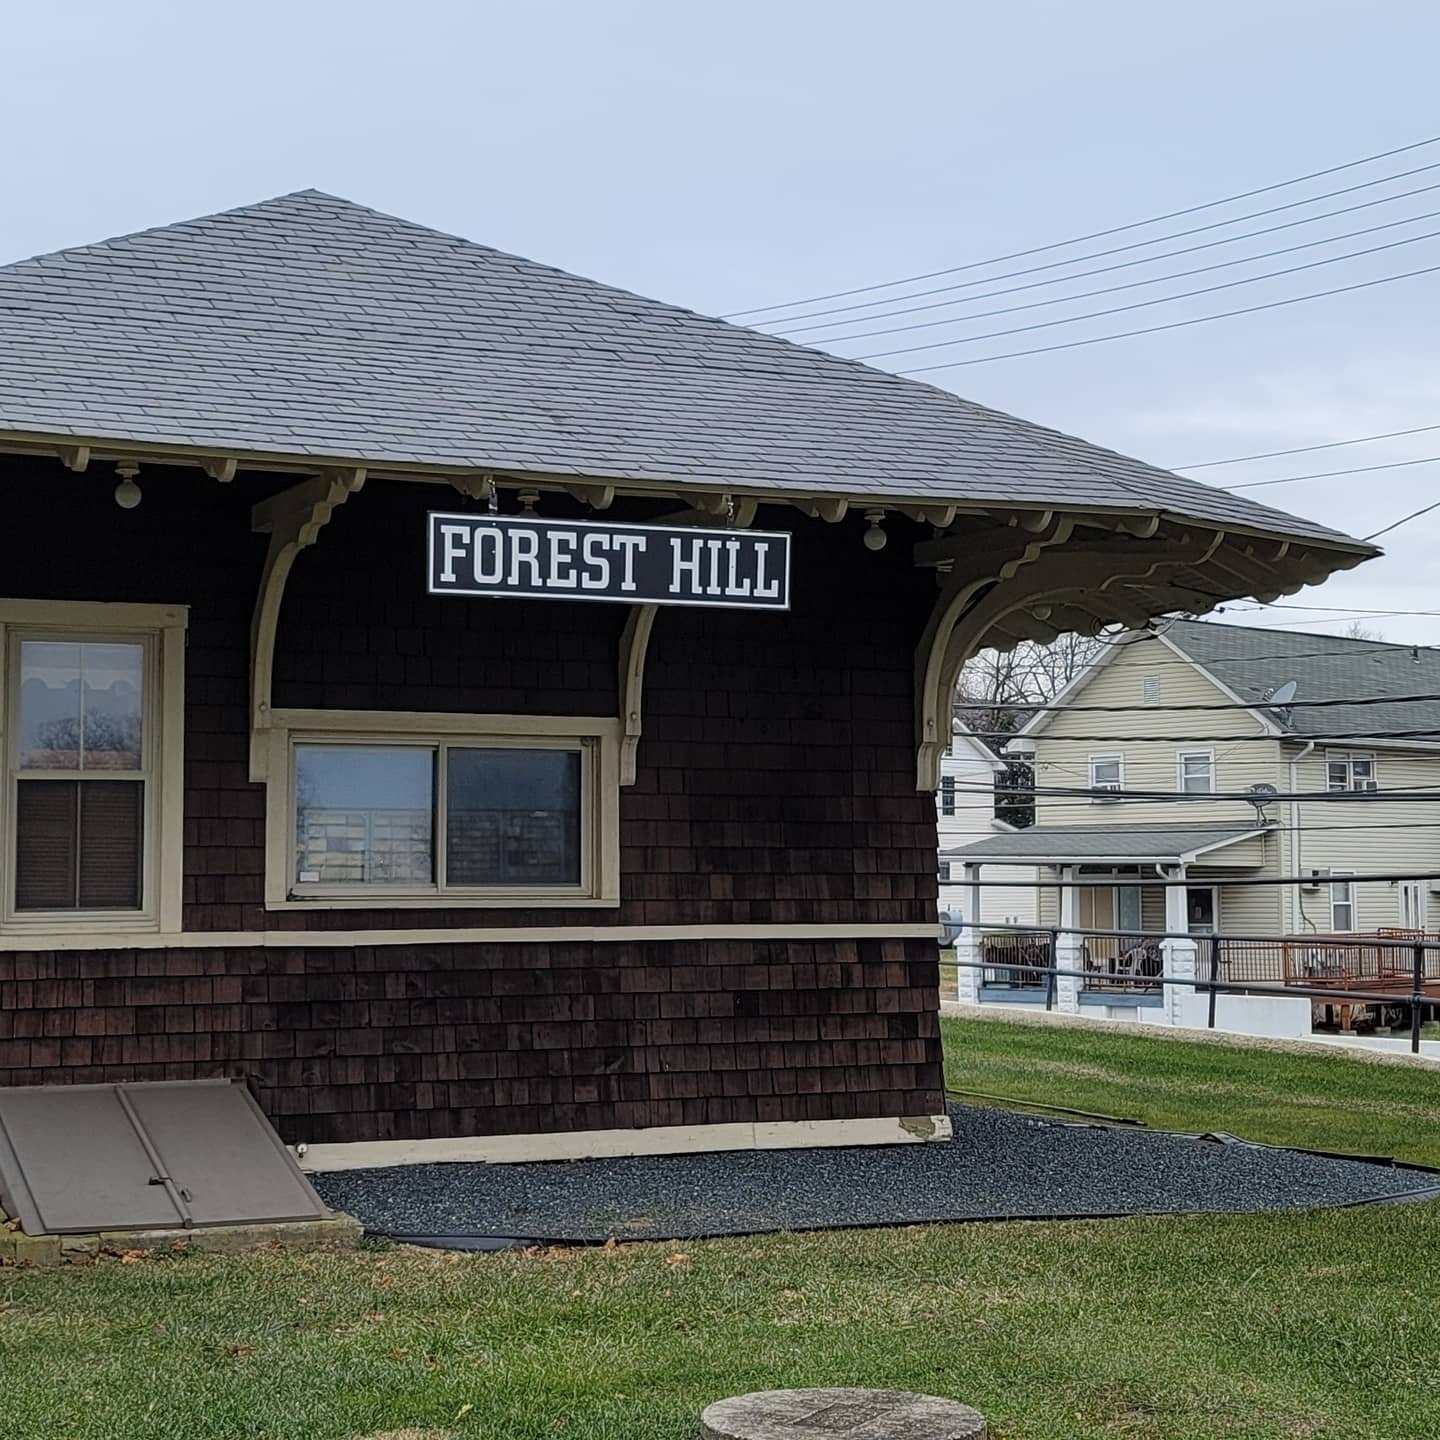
853, 225, 1440, 361
773, 182, 1440, 336
983, 689, 1440, 716
1225, 453, 1440, 490
1176, 422, 1440, 470
1365, 497, 1440, 542
724, 133, 1440, 319
895, 258, 1440, 373
1225, 599, 1440, 615
795, 207, 1440, 346
947, 779, 1440, 802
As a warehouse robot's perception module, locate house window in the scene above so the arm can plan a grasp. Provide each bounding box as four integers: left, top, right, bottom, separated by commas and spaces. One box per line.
1089, 753, 1123, 797
1177, 751, 1215, 795
264, 710, 620, 908
938, 861, 952, 884
1, 601, 187, 933
939, 775, 957, 816
1329, 873, 1355, 932
1326, 752, 1377, 793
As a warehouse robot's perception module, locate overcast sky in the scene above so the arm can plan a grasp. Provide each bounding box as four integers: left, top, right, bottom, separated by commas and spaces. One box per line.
6, 1, 1440, 641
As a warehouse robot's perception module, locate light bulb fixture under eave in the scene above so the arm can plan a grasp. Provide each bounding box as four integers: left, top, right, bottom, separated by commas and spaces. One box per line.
113, 461, 142, 510
862, 509, 887, 551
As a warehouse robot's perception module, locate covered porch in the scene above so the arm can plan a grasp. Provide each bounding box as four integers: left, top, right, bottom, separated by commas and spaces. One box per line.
943, 823, 1274, 1016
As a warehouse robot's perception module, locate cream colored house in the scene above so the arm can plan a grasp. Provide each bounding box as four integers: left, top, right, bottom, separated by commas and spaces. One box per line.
944, 621, 1440, 1034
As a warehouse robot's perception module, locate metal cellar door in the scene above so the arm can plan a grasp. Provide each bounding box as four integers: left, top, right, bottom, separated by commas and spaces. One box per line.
0, 1078, 329, 1235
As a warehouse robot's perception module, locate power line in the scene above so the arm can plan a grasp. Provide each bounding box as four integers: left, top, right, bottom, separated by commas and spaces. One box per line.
723, 132, 1440, 319
895, 258, 1440, 373
1225, 599, 1440, 615
1175, 422, 1440, 470
1364, 496, 1440, 542
951, 779, 1440, 802
968, 730, 1440, 743
761, 165, 1440, 333
774, 182, 1440, 336
795, 206, 1440, 347
987, 688, 1440, 716
1225, 453, 1440, 490
852, 225, 1440, 362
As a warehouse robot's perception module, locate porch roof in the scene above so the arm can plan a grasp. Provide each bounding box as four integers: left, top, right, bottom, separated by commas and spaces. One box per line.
943, 821, 1270, 867
0, 191, 1375, 557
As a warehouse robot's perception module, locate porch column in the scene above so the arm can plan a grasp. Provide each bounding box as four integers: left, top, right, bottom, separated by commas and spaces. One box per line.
954, 863, 982, 1004
1054, 866, 1081, 1015
1162, 864, 1199, 1028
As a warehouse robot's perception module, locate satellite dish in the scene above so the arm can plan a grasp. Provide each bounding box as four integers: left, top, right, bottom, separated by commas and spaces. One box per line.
1265, 680, 1298, 707
1246, 781, 1279, 819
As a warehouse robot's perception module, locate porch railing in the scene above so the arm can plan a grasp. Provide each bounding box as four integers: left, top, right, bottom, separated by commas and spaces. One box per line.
980, 930, 1053, 990
1077, 931, 1165, 995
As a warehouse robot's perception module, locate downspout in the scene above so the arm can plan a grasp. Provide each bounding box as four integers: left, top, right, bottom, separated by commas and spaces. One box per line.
1289, 740, 1316, 933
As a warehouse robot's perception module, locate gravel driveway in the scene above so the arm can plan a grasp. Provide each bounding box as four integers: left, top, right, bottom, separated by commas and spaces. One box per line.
313, 1103, 1438, 1244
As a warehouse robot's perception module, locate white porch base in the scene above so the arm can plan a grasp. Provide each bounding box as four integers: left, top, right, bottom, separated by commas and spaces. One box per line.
298, 1112, 954, 1172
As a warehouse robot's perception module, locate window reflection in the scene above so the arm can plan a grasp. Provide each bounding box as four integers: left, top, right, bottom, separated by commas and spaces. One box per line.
294, 746, 435, 885
446, 748, 580, 886
19, 641, 144, 772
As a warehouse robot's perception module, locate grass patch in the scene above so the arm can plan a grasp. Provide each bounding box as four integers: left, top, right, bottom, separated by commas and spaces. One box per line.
942, 1014, 1440, 1166
3, 1020, 1438, 1438
2, 1210, 1439, 1439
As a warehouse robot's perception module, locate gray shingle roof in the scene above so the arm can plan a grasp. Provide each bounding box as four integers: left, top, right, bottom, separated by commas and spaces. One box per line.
0, 191, 1369, 550
944, 822, 1266, 864
1162, 620, 1440, 740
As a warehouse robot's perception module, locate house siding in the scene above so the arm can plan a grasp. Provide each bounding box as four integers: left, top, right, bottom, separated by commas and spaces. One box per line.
1288, 744, 1440, 934
0, 457, 946, 1141
1035, 641, 1286, 832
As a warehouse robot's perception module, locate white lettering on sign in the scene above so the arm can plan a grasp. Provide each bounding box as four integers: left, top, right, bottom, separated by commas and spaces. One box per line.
428, 513, 791, 609
580, 533, 611, 590
548, 530, 578, 588
753, 542, 781, 600
613, 534, 644, 593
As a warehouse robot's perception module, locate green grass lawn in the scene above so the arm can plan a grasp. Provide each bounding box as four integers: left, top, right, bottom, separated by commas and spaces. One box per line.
1, 1017, 1437, 1440
941, 1013, 1440, 1166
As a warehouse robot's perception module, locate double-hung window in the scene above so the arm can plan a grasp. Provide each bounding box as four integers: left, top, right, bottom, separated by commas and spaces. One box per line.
939, 775, 957, 816
1326, 752, 1377, 793
0, 601, 186, 934
264, 710, 621, 907
1329, 873, 1355, 932
1177, 750, 1215, 795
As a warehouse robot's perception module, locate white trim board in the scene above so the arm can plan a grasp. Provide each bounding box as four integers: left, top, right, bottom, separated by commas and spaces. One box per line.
0, 921, 944, 953
298, 1112, 954, 1171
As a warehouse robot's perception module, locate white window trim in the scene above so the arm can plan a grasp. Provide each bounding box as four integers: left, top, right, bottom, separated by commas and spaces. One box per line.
1088, 752, 1124, 798
0, 599, 187, 936
1329, 870, 1355, 933
1325, 750, 1378, 793
262, 708, 621, 910
1176, 749, 1216, 795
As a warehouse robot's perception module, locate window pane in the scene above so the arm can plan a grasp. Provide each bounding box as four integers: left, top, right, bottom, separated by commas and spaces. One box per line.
1092, 758, 1120, 785
294, 746, 434, 886
1326, 760, 1348, 792
446, 748, 581, 886
18, 641, 143, 772
15, 779, 143, 910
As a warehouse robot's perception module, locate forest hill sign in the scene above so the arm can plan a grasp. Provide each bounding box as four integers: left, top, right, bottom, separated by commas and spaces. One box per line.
427, 512, 792, 610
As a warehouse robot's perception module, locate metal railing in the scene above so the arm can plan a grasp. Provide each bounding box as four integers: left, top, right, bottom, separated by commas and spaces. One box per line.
951, 921, 1440, 1052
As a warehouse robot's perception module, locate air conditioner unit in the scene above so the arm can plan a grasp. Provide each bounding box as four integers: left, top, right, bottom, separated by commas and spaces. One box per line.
1301, 868, 1329, 891
1093, 787, 1123, 803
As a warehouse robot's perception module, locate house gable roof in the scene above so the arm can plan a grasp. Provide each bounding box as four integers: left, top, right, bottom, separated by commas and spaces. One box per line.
943, 821, 1268, 865
0, 190, 1380, 547
1159, 620, 1440, 743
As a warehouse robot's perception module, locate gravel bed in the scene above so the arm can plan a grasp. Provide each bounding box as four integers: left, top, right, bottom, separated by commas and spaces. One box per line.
313, 1103, 1438, 1243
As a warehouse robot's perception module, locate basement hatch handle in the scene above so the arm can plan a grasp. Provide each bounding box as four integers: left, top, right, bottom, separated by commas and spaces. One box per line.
114, 1087, 195, 1228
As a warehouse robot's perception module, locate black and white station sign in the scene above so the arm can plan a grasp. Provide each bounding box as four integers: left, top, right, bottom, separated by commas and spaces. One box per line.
428, 512, 791, 610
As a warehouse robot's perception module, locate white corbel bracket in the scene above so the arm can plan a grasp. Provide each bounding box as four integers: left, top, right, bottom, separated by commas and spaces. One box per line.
248, 468, 366, 781
618, 605, 658, 786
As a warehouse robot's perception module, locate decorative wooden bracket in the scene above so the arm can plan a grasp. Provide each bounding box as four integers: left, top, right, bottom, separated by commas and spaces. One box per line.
562, 481, 617, 510
618, 605, 658, 786
248, 468, 366, 781
58, 444, 90, 473
202, 456, 238, 483
914, 517, 1077, 788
